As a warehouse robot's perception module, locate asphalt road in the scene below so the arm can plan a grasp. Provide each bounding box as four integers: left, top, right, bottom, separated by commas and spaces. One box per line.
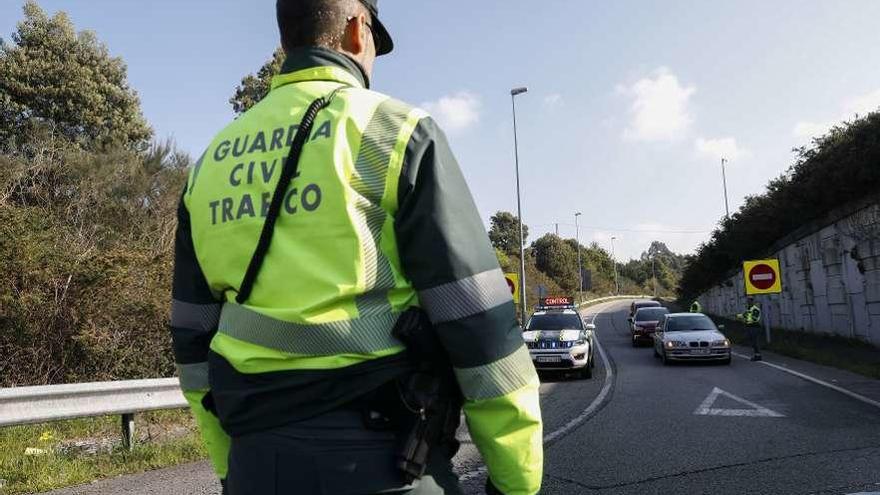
45, 300, 880, 495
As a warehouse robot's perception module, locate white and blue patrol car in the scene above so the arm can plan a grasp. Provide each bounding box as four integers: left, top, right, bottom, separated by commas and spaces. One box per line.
522, 297, 596, 379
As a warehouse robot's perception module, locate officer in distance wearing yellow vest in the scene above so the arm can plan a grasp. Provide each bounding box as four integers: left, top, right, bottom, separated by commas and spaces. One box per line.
736, 297, 763, 361
690, 300, 702, 313
169, 1, 543, 494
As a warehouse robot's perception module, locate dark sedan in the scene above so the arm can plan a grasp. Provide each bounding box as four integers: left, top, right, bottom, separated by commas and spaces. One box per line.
629, 306, 670, 346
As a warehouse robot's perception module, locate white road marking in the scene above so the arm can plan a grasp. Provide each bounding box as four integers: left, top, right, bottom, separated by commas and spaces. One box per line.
694, 387, 784, 417
458, 300, 619, 483
732, 351, 880, 411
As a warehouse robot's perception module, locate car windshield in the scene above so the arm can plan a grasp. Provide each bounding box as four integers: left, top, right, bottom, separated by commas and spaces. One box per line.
635, 308, 669, 321
665, 315, 717, 332
526, 313, 583, 331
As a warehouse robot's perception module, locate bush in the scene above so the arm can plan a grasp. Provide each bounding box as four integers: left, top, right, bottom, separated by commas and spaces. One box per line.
0, 143, 187, 386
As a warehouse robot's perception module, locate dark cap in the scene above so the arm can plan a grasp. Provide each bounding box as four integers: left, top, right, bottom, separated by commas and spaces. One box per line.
358, 0, 393, 56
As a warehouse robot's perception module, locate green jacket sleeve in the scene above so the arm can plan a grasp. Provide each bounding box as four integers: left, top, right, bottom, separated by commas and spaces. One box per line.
170, 187, 231, 478
395, 117, 543, 495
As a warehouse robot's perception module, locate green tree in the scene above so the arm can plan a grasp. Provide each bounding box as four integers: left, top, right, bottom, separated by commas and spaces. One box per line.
489, 211, 529, 255
532, 234, 578, 292
0, 1, 152, 153
230, 47, 285, 114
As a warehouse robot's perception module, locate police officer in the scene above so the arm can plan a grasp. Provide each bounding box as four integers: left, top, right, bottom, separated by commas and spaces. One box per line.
169, 1, 543, 494
739, 297, 762, 361
689, 300, 702, 313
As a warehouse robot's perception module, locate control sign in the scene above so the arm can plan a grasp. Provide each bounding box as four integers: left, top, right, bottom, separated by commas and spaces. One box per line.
504, 272, 520, 303
743, 259, 782, 295
539, 296, 574, 308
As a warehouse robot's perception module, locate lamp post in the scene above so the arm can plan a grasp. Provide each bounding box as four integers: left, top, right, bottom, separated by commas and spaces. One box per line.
575, 212, 582, 300
611, 236, 619, 295
721, 157, 731, 220
651, 254, 657, 297
511, 87, 528, 324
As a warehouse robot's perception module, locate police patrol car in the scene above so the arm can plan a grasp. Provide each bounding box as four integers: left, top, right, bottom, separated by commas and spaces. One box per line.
522, 297, 596, 379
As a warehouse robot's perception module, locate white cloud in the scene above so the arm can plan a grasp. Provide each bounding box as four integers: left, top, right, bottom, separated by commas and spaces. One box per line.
845, 88, 880, 115
793, 88, 880, 139
694, 137, 750, 161
792, 121, 833, 139
421, 92, 481, 133
544, 93, 563, 107
618, 67, 696, 142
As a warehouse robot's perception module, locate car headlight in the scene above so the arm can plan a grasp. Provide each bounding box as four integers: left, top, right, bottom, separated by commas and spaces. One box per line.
712, 339, 730, 347
665, 341, 686, 348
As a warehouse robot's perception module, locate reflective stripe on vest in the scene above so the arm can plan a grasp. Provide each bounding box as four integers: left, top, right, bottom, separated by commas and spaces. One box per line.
186, 67, 426, 369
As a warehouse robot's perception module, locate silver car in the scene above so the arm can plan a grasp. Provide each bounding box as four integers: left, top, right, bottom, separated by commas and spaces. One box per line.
653, 313, 731, 365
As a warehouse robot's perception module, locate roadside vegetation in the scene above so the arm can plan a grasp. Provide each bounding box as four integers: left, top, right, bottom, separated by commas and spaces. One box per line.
0, 411, 204, 495
0, 5, 203, 488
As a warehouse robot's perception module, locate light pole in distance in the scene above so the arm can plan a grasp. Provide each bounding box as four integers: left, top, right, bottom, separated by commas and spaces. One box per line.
511, 86, 528, 324
721, 157, 731, 220
575, 212, 582, 300
611, 236, 619, 295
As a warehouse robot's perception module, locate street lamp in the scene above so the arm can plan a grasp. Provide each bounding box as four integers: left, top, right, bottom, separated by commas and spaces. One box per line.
610, 236, 619, 295
511, 86, 528, 324
575, 212, 582, 299
721, 157, 731, 220
651, 254, 657, 297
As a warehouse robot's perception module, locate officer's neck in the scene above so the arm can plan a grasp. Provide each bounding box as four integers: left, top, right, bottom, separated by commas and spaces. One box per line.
281, 46, 371, 89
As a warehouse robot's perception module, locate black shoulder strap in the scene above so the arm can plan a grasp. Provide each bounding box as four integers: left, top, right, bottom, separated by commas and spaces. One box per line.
235, 92, 337, 305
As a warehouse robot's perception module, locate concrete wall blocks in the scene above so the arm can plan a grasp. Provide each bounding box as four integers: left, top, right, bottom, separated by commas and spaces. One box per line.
699, 201, 880, 347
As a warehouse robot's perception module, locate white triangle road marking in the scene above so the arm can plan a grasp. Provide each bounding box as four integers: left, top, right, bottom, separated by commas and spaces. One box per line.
694, 387, 785, 417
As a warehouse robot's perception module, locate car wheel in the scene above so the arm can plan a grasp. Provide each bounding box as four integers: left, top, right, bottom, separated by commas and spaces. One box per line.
581, 363, 593, 379
724, 356, 732, 365
590, 351, 596, 368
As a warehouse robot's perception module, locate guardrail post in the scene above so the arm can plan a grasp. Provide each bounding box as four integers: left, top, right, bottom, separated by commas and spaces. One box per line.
121, 413, 135, 450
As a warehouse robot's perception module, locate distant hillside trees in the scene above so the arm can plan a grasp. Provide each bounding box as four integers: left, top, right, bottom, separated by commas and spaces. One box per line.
679, 111, 880, 300
489, 211, 684, 301
533, 234, 579, 292
0, 1, 152, 154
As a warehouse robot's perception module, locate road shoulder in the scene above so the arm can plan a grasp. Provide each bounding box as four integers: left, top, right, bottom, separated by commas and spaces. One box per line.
732, 344, 880, 408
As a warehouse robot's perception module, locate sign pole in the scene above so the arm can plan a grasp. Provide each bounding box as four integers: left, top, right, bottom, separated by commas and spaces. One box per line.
763, 295, 772, 344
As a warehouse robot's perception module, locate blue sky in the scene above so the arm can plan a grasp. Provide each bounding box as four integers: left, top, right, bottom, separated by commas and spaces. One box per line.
4, 1, 880, 261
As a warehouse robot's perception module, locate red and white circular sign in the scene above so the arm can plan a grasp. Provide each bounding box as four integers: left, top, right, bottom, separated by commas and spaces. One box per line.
748, 264, 776, 290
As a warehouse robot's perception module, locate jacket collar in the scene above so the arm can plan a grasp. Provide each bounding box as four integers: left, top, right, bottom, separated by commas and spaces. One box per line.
271, 47, 369, 91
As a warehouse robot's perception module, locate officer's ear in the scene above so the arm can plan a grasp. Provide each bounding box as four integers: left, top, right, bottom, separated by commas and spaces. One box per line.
341, 12, 369, 57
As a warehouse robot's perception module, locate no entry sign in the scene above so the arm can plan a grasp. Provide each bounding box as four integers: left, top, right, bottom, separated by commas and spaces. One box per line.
743, 259, 782, 295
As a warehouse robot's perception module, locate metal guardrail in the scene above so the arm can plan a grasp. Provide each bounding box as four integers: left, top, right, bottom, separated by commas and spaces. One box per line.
0, 378, 186, 449
0, 296, 650, 448
576, 294, 653, 308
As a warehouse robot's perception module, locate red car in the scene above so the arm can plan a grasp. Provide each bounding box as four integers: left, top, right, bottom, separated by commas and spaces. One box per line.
629, 306, 670, 346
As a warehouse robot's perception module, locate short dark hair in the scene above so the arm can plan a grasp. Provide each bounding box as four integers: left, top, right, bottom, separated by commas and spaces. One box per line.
276, 0, 363, 52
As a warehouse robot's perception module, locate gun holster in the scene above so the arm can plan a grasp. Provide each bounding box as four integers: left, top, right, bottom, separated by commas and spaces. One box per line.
390, 307, 463, 484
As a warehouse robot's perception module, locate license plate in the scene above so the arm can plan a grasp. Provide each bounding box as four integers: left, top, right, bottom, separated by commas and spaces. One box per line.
536, 356, 562, 363
691, 349, 710, 355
